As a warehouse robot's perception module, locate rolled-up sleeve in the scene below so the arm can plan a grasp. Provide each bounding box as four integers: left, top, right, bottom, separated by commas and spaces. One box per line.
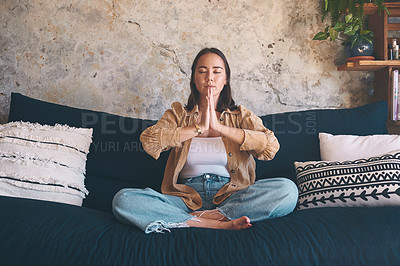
239, 110, 280, 161
140, 105, 184, 160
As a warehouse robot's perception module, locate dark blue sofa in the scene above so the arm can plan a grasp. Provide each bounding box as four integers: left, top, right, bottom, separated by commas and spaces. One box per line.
1, 92, 399, 265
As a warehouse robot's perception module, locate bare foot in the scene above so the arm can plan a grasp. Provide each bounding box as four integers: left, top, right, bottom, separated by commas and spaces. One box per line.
190, 210, 229, 221
185, 215, 252, 231
229, 216, 252, 230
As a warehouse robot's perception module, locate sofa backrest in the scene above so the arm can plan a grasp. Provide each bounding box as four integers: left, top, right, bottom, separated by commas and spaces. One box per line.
8, 93, 169, 213
8, 93, 388, 213
256, 103, 388, 180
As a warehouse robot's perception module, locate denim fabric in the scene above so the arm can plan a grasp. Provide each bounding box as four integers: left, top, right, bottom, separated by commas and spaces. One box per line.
178, 174, 231, 210
218, 178, 298, 222
112, 174, 298, 233
112, 187, 193, 233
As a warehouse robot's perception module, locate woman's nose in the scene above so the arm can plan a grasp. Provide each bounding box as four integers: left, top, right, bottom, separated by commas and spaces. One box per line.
206, 72, 214, 81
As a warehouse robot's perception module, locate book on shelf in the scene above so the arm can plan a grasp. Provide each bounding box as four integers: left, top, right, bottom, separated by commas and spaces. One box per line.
392, 69, 399, 121
395, 71, 400, 120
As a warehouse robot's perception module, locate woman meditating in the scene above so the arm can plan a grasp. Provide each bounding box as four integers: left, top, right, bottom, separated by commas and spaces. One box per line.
112, 48, 298, 233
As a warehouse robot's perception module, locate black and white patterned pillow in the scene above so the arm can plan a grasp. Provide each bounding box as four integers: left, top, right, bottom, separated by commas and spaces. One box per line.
294, 151, 400, 210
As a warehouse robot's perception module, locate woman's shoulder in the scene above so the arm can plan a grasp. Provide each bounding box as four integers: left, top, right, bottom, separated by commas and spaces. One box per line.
170, 101, 185, 111
164, 102, 187, 117
228, 104, 255, 116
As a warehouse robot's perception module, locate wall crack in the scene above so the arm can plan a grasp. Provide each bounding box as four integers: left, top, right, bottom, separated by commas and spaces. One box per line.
154, 42, 188, 77
7, 1, 29, 13
266, 80, 287, 106
54, 4, 73, 17
128, 20, 141, 28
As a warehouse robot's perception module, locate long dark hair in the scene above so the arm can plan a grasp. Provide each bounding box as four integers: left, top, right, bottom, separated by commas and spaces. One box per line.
186, 48, 237, 112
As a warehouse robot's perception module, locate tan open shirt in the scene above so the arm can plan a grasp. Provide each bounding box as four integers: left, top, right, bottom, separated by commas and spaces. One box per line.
140, 102, 280, 211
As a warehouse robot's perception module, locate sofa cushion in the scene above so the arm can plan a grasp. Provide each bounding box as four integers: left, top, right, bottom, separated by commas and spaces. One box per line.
0, 121, 92, 206
295, 150, 400, 210
1, 195, 400, 265
257, 101, 388, 181
319, 132, 400, 161
8, 93, 168, 212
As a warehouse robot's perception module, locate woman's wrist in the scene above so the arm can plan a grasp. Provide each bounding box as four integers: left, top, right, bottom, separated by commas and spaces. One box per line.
213, 123, 224, 134
194, 123, 202, 135
179, 125, 203, 142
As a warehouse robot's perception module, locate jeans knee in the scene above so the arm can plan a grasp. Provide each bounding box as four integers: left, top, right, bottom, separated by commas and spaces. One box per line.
279, 178, 299, 212
112, 187, 164, 212
112, 189, 133, 212
112, 188, 147, 212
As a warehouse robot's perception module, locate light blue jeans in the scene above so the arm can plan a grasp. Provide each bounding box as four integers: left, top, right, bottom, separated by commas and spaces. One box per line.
112, 174, 298, 233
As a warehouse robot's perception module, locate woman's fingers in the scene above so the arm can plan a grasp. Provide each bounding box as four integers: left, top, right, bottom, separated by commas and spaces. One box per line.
198, 95, 210, 133
208, 89, 220, 132
208, 88, 213, 108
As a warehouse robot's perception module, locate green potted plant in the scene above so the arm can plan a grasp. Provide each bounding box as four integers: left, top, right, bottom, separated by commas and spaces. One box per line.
313, 0, 388, 58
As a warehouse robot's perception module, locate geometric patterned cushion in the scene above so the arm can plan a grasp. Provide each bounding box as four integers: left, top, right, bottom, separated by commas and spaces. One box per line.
294, 150, 400, 210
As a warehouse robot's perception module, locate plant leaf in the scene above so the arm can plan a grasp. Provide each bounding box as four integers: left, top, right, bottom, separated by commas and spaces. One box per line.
351, 38, 358, 49
329, 28, 338, 41
360, 30, 371, 35
313, 32, 329, 40
345, 13, 353, 23
333, 22, 345, 31
344, 25, 353, 35
361, 35, 373, 44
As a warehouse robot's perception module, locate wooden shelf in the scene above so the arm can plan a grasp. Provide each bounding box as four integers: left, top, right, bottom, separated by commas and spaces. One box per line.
364, 3, 400, 15
388, 23, 400, 31
339, 3, 400, 133
387, 120, 400, 134
387, 119, 400, 125
337, 60, 400, 71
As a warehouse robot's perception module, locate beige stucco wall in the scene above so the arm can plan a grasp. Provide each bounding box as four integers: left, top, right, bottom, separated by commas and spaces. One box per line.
0, 0, 373, 123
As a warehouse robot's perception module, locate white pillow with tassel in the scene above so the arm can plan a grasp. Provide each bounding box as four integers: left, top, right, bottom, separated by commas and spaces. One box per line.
0, 121, 93, 206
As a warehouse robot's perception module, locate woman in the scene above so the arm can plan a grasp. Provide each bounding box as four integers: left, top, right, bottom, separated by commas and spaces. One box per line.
112, 48, 298, 233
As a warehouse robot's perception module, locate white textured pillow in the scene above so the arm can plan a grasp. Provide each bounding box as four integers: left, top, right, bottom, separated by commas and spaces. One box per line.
0, 121, 93, 206
295, 150, 400, 210
319, 132, 400, 161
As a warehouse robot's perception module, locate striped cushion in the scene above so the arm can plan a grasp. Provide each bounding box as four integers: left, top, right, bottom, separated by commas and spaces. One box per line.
295, 150, 400, 210
0, 121, 93, 206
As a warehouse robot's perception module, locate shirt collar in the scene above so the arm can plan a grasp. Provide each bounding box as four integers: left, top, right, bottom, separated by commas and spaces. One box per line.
186, 104, 199, 116
222, 106, 240, 115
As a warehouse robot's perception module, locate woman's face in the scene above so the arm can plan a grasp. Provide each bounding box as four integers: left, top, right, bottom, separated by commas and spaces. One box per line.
193, 53, 227, 98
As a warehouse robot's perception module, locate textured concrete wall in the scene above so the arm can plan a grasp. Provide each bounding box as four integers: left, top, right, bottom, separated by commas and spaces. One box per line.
0, 0, 373, 123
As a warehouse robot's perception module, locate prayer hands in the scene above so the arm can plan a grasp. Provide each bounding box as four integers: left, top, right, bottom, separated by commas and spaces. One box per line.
199, 88, 221, 134
207, 88, 221, 132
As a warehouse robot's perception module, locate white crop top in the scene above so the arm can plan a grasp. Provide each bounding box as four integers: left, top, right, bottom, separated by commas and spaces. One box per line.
179, 137, 230, 179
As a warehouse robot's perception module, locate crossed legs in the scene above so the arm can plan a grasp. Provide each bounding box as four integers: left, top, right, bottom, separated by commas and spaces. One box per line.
112, 178, 298, 233
184, 177, 298, 230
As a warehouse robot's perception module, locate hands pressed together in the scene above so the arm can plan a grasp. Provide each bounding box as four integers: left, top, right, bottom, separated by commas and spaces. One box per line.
179, 88, 244, 144
198, 88, 222, 134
